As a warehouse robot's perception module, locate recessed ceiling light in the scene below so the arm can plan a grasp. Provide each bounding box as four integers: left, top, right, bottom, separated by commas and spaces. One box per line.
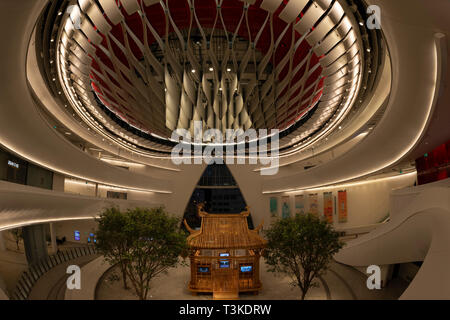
359, 21, 364, 26
227, 68, 231, 72
367, 48, 371, 52
191, 69, 196, 73
339, 126, 342, 130
209, 67, 213, 71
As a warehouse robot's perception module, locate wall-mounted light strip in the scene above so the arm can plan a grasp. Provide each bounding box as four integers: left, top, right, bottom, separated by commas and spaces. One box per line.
64, 178, 157, 194
0, 216, 97, 232
278, 171, 417, 195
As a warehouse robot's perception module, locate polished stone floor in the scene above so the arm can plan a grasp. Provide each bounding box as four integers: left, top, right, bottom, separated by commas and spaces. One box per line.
96, 260, 408, 300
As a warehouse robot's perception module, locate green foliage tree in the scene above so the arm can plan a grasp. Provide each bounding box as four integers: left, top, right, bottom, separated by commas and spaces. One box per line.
264, 213, 344, 300
95, 207, 188, 300
95, 207, 131, 289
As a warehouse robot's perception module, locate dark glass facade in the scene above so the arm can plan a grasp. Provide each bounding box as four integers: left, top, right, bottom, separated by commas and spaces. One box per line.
183, 164, 253, 230
0, 148, 53, 190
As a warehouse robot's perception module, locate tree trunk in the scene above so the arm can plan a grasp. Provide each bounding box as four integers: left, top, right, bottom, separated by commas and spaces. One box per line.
120, 263, 128, 289
139, 283, 146, 300
301, 291, 307, 300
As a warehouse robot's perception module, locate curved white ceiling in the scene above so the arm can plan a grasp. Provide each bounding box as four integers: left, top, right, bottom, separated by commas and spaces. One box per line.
55, 0, 363, 154
0, 0, 171, 193
262, 0, 447, 192
0, 0, 447, 203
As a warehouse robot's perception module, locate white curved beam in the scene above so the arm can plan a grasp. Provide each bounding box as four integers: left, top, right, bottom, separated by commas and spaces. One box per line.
262, 19, 445, 192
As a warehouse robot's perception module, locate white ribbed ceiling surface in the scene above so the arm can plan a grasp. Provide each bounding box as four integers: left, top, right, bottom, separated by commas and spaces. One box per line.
57, 0, 362, 152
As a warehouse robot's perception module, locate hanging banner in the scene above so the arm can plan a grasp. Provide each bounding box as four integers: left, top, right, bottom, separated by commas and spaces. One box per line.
338, 190, 348, 223
309, 193, 319, 216
270, 197, 278, 217
323, 192, 333, 223
295, 195, 305, 216
281, 196, 291, 219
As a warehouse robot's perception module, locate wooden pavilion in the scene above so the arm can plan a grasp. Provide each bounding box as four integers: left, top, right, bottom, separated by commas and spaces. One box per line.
184, 204, 266, 299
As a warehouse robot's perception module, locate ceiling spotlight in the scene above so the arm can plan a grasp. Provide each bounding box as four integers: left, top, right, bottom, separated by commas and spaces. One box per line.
359, 21, 364, 26
219, 87, 223, 91
50, 38, 54, 42
339, 126, 342, 130
367, 48, 371, 53
191, 69, 196, 73
52, 78, 56, 81
209, 67, 214, 71
58, 11, 62, 16
227, 68, 231, 72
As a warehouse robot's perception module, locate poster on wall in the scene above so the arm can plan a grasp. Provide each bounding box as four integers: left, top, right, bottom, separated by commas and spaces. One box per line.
309, 193, 319, 216
270, 197, 278, 217
295, 195, 305, 216
323, 192, 333, 223
338, 190, 348, 223
281, 196, 291, 219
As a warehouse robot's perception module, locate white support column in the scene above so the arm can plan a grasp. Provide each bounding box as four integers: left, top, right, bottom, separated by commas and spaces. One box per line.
50, 223, 57, 255
95, 183, 99, 198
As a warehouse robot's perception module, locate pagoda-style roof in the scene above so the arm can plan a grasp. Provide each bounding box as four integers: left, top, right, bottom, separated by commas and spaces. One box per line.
184, 204, 266, 250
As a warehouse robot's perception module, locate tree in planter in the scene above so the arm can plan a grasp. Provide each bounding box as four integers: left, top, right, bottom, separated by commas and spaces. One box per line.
122, 207, 188, 300
95, 207, 132, 290
95, 207, 188, 300
10, 228, 23, 251
264, 213, 343, 300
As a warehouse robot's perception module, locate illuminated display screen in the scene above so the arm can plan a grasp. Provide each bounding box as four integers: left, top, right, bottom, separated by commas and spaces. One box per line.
240, 266, 252, 272
7, 160, 19, 169
74, 230, 80, 241
219, 253, 229, 257
198, 267, 209, 273
219, 260, 230, 268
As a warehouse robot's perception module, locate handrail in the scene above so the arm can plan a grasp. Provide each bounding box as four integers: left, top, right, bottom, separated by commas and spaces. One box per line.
10, 245, 97, 300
